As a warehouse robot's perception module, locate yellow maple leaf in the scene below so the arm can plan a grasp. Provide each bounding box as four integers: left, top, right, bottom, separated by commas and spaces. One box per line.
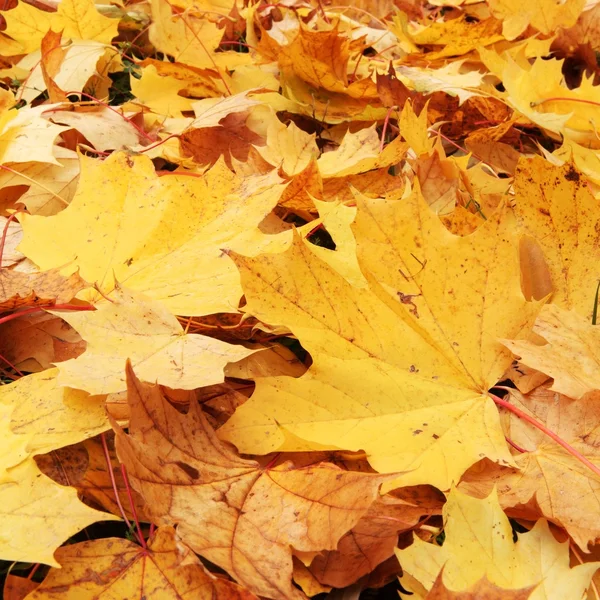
274, 24, 387, 124
256, 119, 319, 177
149, 0, 248, 71
278, 24, 359, 95
396, 488, 599, 599
399, 100, 433, 157
2, 0, 120, 54
52, 288, 255, 394
502, 58, 600, 146
317, 124, 407, 178
18, 151, 287, 315
0, 459, 117, 566
130, 64, 195, 118
0, 368, 108, 459
219, 185, 541, 490
411, 15, 505, 59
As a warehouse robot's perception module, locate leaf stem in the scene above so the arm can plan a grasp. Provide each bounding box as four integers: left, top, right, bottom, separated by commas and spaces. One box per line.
0, 165, 70, 207
0, 352, 24, 378
504, 436, 526, 453
100, 432, 134, 531
0, 304, 95, 327
121, 464, 147, 550
531, 96, 600, 109
27, 563, 41, 580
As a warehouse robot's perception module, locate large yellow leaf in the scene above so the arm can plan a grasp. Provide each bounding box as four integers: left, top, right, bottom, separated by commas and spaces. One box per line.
396, 488, 599, 599
114, 363, 387, 599
0, 458, 117, 566
2, 0, 119, 53
52, 288, 254, 394
18, 151, 287, 315
219, 187, 540, 489
24, 526, 257, 600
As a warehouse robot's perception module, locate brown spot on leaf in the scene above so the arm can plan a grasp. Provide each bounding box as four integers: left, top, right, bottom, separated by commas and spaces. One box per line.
175, 461, 200, 480
564, 165, 580, 182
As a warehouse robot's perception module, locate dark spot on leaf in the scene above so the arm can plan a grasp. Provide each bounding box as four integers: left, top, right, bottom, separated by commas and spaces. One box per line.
564, 165, 580, 182
175, 461, 200, 480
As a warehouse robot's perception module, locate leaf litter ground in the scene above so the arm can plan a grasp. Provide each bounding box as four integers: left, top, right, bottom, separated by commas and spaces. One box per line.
1, 0, 600, 598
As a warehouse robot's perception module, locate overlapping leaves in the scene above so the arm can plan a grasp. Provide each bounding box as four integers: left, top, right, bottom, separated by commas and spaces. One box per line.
1, 0, 600, 598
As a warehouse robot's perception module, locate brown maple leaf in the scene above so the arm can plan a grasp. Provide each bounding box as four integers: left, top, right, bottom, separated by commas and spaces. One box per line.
113, 361, 390, 599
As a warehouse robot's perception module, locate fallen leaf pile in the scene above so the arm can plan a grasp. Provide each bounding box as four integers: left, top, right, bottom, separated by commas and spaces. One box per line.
1, 0, 600, 598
